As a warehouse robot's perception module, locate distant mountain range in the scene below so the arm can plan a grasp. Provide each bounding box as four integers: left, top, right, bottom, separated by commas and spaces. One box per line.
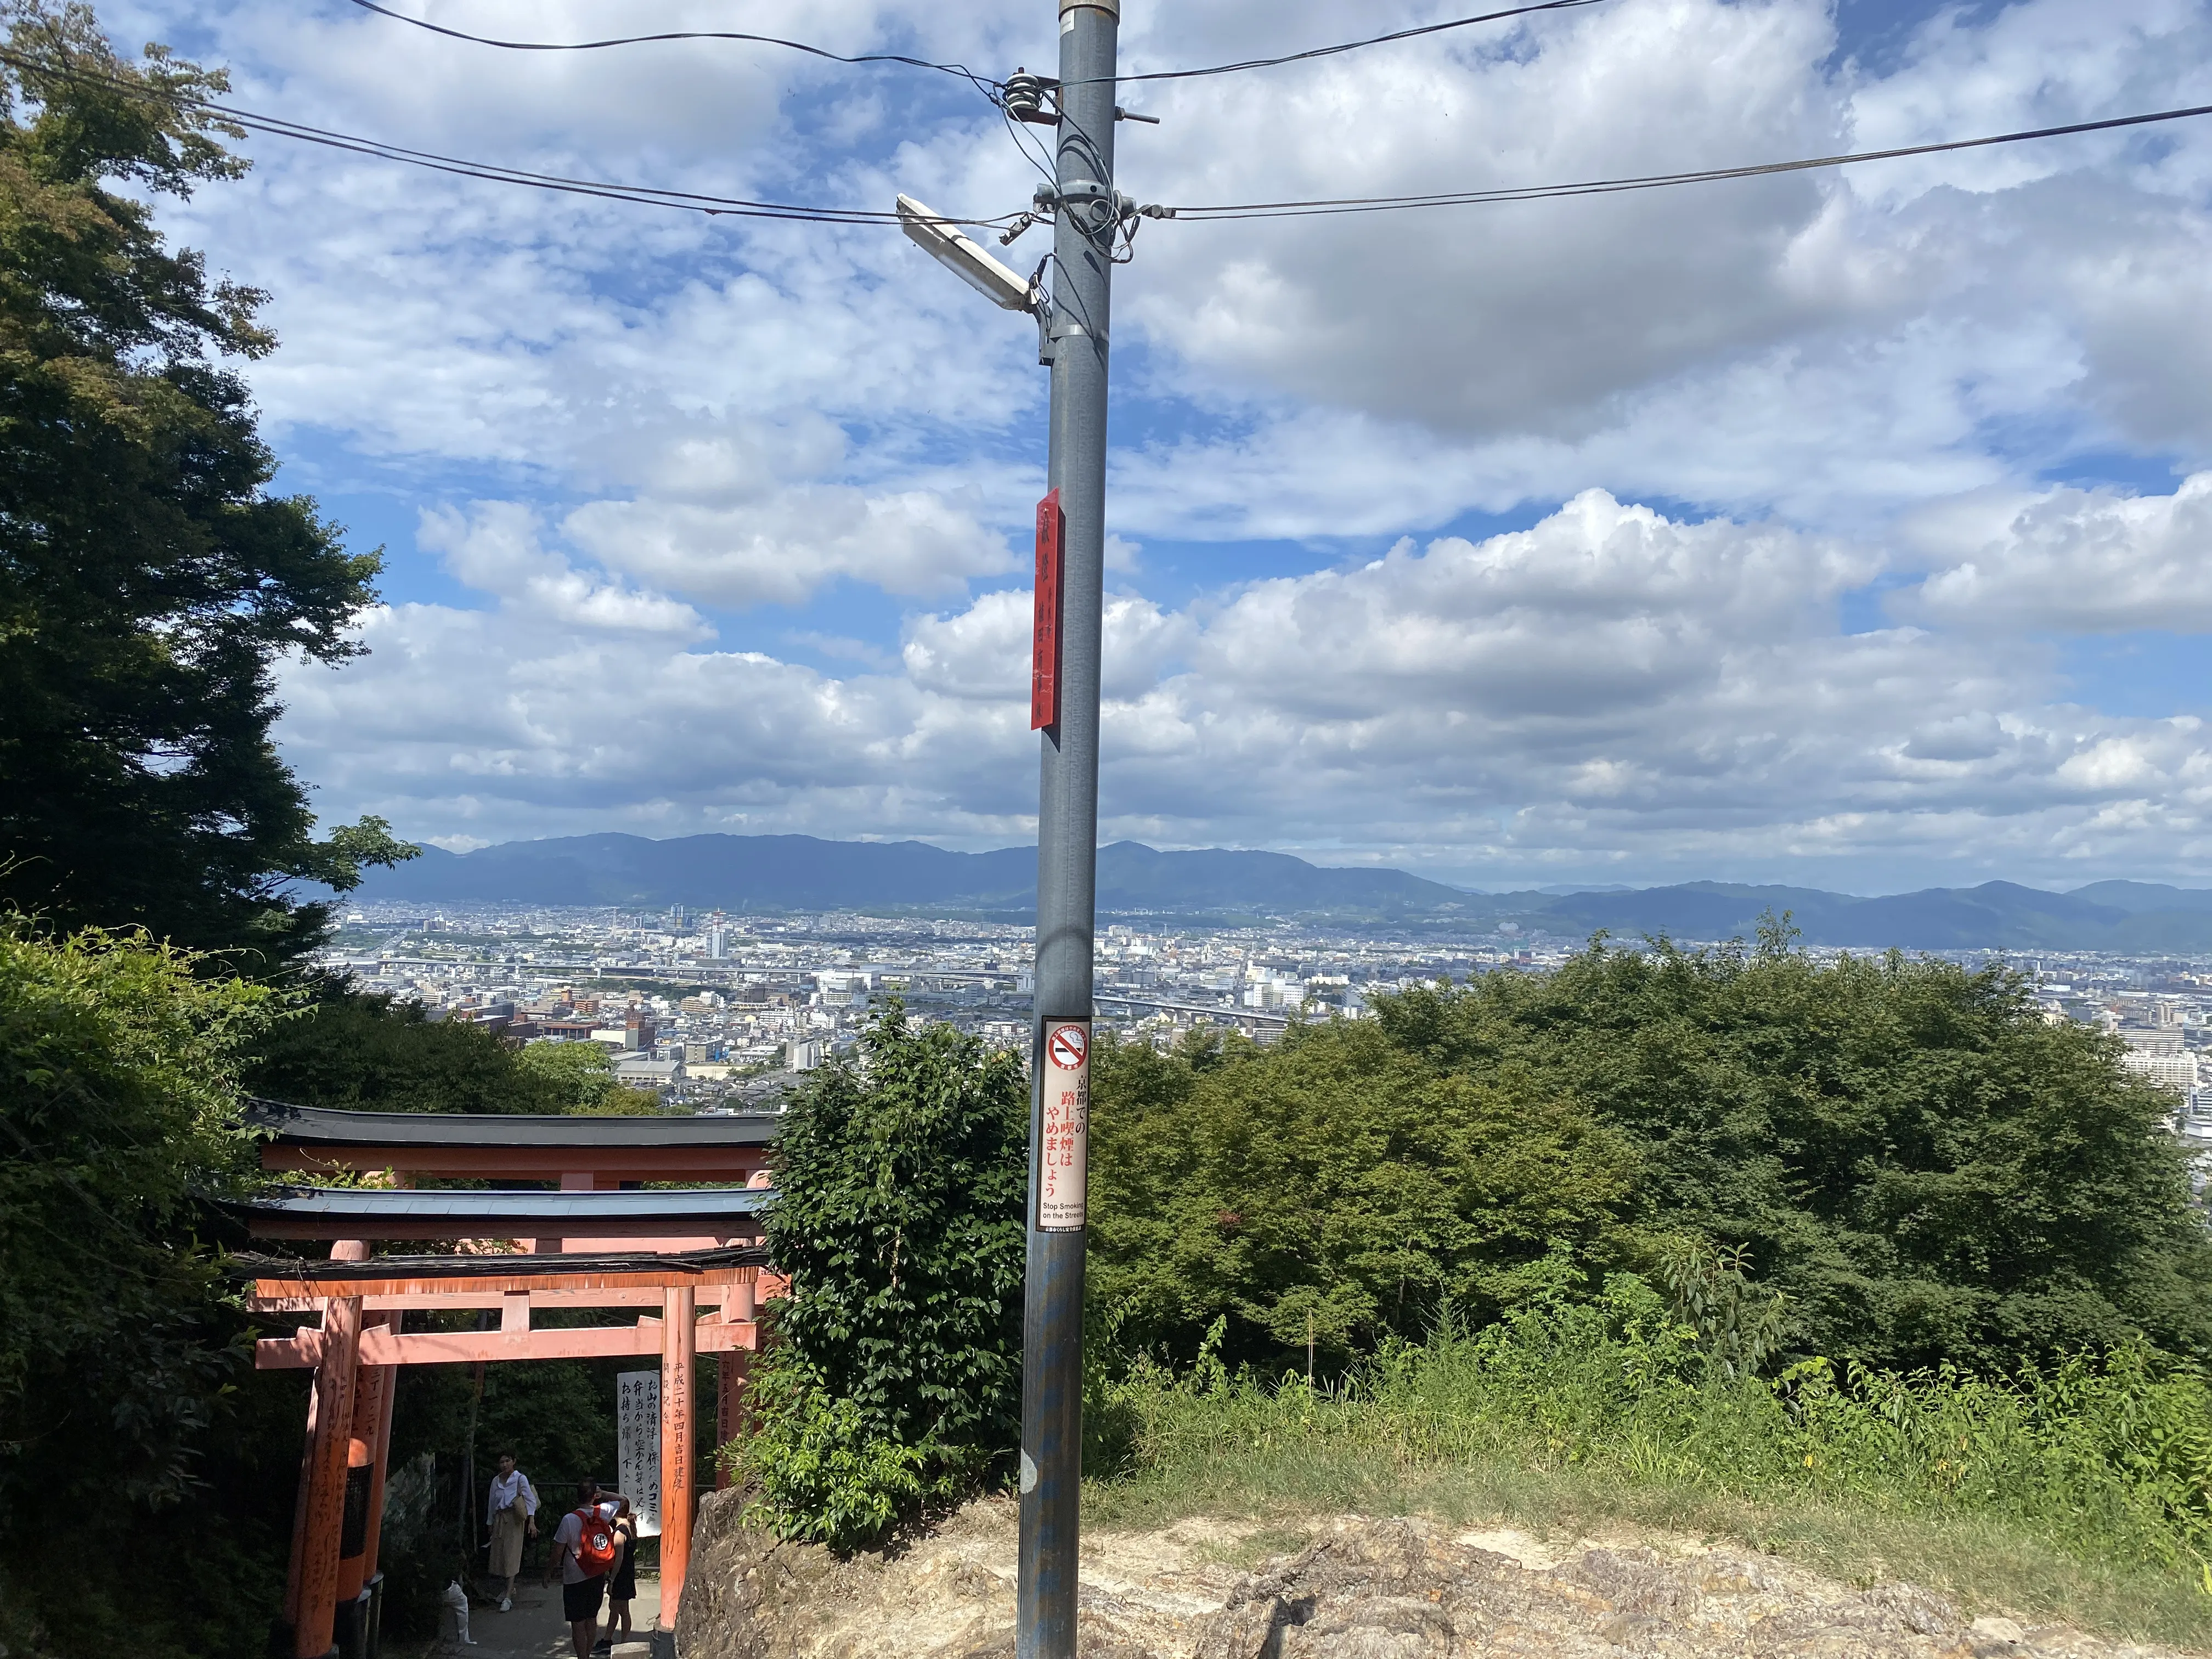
348, 833, 2212, 952
352, 834, 1469, 919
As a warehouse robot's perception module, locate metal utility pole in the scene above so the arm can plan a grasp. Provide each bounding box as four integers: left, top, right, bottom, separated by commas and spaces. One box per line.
1020, 1, 1118, 1655
896, 7, 1131, 1651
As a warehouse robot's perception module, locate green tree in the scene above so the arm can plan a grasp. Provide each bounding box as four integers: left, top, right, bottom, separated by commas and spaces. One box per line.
245, 991, 575, 1114
1090, 939, 2211, 1377
0, 3, 401, 970
0, 915, 289, 1658
517, 1037, 668, 1115
1087, 1024, 1639, 1371
735, 1005, 1028, 1548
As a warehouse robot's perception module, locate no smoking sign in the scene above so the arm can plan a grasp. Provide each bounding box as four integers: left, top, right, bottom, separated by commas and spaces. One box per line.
1037, 1019, 1091, 1232
1048, 1024, 1087, 1070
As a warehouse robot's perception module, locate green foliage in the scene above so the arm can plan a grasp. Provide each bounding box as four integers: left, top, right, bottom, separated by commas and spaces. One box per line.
1375, 936, 2212, 1369
1091, 940, 2211, 1375
1104, 1275, 2212, 1598
246, 990, 576, 1113
733, 1005, 1028, 1548
0, 3, 397, 970
1661, 1239, 1790, 1383
0, 914, 294, 1658
517, 1037, 667, 1115
1088, 1023, 1638, 1370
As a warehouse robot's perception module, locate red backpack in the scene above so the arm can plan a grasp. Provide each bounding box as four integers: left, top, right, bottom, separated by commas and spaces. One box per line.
571, 1505, 619, 1576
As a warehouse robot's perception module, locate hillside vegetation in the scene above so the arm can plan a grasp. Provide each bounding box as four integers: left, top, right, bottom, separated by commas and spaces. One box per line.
1088, 930, 2211, 1377
1069, 934, 2212, 1639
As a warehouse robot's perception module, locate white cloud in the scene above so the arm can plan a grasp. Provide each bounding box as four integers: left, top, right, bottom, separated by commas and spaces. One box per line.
1900, 472, 2212, 633
567, 479, 1014, 606
418, 503, 708, 636
81, 0, 2212, 886
280, 492, 2212, 887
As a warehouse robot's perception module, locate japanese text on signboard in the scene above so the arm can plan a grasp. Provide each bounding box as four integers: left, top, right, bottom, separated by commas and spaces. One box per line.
615, 1370, 662, 1538
1038, 1019, 1089, 1230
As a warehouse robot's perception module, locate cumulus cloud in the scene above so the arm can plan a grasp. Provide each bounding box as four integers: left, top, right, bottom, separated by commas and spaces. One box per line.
568, 482, 1013, 606
1899, 472, 2212, 634
93, 0, 2212, 884
419, 503, 708, 636
277, 493, 2212, 885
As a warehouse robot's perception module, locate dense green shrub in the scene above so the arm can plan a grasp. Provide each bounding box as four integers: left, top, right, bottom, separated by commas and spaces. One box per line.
0, 916, 286, 1658
1090, 1024, 1638, 1369
1090, 934, 2211, 1375
733, 1005, 1028, 1548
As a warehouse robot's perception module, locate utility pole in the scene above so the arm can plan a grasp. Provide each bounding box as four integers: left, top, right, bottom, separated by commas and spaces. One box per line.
894, 7, 1126, 1652
1020, 2, 1118, 1655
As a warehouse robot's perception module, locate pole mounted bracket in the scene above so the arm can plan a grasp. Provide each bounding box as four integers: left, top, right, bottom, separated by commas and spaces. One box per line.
1034, 292, 1058, 365
1047, 178, 1119, 239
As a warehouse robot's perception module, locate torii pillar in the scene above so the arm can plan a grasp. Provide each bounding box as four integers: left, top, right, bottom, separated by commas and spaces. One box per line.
292, 1240, 369, 1659
657, 1283, 696, 1652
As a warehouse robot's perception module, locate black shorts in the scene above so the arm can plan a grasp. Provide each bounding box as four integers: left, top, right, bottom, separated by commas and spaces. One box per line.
562, 1575, 607, 1623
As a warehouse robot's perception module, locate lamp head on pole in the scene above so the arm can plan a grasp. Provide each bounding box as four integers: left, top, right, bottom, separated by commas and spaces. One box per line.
896, 194, 1039, 312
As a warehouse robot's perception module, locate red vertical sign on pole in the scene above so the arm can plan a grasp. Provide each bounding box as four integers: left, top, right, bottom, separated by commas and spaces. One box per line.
1032, 488, 1063, 730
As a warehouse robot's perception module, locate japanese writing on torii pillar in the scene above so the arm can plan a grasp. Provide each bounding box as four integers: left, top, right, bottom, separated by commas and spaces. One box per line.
1039, 1020, 1090, 1231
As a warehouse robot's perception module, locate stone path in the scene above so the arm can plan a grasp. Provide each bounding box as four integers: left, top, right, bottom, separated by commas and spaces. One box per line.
420, 1575, 662, 1659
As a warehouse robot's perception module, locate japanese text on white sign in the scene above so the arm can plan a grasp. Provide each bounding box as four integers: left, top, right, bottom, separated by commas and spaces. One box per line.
1038, 1019, 1090, 1231
615, 1370, 662, 1538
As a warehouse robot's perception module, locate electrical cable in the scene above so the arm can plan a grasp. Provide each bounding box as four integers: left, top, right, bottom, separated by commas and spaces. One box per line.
1156, 100, 2212, 220
343, 0, 999, 94
347, 0, 1062, 199
349, 0, 1618, 93
1074, 0, 1614, 88
0, 44, 1021, 227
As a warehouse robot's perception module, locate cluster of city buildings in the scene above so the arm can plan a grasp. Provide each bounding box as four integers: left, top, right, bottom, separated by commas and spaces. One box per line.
323, 903, 1533, 1111
315, 910, 2212, 1199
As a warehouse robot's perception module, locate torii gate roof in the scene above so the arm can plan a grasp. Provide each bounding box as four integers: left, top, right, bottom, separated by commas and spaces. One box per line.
242, 1098, 777, 1181
225, 1183, 775, 1240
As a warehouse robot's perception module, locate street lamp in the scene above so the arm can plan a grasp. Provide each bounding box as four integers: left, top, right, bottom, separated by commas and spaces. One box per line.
896, 194, 1037, 312
895, 6, 1123, 1656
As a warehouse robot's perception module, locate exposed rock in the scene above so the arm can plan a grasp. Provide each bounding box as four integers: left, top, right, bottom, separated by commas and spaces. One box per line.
675, 1494, 2192, 1659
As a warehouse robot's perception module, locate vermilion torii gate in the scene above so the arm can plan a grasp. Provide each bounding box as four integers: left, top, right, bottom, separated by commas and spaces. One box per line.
235, 1102, 786, 1659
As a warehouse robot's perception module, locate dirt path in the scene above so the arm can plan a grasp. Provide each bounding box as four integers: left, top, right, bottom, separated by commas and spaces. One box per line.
398, 1575, 661, 1659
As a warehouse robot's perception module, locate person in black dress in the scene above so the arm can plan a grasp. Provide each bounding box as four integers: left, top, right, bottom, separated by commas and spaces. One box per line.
602, 1505, 639, 1652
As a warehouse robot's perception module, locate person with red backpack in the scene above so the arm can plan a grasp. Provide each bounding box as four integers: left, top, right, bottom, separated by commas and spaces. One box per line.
543, 1480, 629, 1659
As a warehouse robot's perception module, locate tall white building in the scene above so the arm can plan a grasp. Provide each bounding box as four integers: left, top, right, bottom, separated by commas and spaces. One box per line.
2120, 1048, 2200, 1093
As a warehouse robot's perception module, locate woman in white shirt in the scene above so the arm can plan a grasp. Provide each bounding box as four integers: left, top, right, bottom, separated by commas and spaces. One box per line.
484, 1453, 539, 1611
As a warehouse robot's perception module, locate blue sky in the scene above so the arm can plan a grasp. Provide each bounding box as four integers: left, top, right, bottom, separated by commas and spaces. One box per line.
104, 0, 2212, 892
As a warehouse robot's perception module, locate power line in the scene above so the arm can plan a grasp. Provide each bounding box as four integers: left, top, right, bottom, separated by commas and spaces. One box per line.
1104, 0, 1613, 87
349, 0, 1628, 94
1156, 101, 2212, 221
343, 0, 997, 91
343, 0, 1619, 92
0, 46, 1018, 228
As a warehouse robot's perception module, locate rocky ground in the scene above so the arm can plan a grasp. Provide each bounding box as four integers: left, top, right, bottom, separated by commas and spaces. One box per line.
673, 1491, 2194, 1659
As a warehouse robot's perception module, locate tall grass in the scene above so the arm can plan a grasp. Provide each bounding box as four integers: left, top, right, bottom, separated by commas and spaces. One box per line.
1087, 1275, 2212, 1641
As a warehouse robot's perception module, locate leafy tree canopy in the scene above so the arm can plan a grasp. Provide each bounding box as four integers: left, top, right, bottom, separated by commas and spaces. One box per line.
0, 914, 286, 1657
1089, 1024, 1638, 1370
247, 991, 588, 1115
1091, 934, 2212, 1375
0, 3, 405, 970
736, 1005, 1028, 1548
516, 1036, 668, 1115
